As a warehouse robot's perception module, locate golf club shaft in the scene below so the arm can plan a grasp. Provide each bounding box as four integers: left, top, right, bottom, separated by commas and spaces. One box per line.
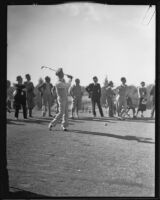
41, 66, 73, 77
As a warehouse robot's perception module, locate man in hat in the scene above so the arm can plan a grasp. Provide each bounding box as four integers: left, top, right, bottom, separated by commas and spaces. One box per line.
106, 81, 116, 117
86, 76, 104, 117
116, 77, 128, 118
69, 78, 83, 118
48, 68, 73, 131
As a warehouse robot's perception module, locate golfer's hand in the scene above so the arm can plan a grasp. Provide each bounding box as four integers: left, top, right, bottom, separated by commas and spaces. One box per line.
67, 75, 73, 79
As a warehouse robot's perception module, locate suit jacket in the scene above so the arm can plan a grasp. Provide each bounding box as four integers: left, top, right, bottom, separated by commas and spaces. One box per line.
13, 84, 26, 103
86, 83, 101, 100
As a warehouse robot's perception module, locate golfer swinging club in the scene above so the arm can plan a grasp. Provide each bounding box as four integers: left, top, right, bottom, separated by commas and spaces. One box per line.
48, 68, 73, 131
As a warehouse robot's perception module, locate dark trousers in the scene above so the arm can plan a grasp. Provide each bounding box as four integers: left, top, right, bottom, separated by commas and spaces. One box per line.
107, 97, 114, 117
91, 98, 104, 117
15, 103, 27, 119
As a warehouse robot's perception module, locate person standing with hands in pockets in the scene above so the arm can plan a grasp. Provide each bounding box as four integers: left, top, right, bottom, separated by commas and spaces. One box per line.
86, 76, 104, 118
38, 76, 54, 117
48, 68, 73, 131
69, 78, 83, 119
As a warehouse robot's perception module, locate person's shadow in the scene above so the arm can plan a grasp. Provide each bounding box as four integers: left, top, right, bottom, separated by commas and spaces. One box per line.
3, 187, 52, 198
70, 129, 155, 144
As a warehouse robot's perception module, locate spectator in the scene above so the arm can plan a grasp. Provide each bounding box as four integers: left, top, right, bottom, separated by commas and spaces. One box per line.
150, 84, 155, 118
13, 76, 27, 120
69, 78, 83, 118
106, 81, 115, 117
24, 74, 35, 117
7, 80, 13, 112
38, 76, 53, 117
136, 81, 147, 118
120, 95, 136, 118
86, 76, 104, 118
116, 77, 128, 118
34, 78, 44, 110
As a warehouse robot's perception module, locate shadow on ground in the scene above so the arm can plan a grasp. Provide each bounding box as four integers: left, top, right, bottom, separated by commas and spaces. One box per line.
70, 129, 154, 144
71, 117, 117, 123
7, 118, 74, 126
7, 119, 25, 126
76, 117, 155, 124
3, 187, 52, 198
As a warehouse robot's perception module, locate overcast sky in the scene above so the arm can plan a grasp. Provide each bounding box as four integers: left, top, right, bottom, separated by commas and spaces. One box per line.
7, 3, 155, 87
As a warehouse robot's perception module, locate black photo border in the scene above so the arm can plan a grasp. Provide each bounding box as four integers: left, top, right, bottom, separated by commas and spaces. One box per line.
0, 0, 159, 199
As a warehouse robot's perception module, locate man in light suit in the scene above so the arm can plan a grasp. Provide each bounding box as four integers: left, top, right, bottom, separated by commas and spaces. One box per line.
48, 68, 73, 131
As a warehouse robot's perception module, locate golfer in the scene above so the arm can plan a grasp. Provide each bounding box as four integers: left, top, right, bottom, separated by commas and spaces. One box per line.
48, 68, 73, 131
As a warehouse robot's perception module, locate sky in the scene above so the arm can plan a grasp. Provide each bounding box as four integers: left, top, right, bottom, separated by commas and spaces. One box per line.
7, 3, 155, 87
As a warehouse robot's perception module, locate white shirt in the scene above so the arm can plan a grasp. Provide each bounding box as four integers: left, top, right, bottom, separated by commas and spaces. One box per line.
55, 78, 72, 101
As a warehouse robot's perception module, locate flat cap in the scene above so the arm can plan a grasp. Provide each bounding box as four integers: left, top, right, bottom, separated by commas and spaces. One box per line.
55, 68, 63, 76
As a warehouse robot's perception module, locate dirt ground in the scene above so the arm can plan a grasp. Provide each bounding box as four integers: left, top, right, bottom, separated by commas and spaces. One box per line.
6, 108, 155, 197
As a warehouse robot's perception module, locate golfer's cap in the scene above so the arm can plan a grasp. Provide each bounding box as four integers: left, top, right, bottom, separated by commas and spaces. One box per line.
56, 68, 63, 76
